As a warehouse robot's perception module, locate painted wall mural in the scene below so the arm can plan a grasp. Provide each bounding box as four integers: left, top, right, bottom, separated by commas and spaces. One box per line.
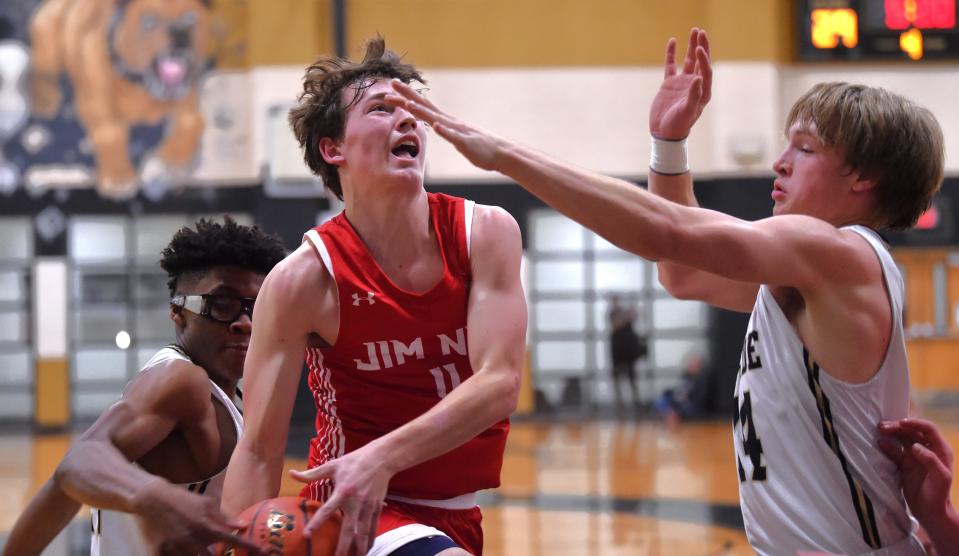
0, 0, 225, 200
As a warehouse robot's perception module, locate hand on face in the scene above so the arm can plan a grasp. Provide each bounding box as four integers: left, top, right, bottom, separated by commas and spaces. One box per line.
385, 80, 505, 172
649, 27, 712, 140
133, 479, 264, 555
289, 446, 393, 556
324, 79, 432, 191
878, 418, 954, 527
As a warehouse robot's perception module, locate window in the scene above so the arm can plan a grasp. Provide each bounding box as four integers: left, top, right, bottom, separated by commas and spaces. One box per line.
69, 213, 251, 418
527, 209, 709, 412
0, 219, 33, 420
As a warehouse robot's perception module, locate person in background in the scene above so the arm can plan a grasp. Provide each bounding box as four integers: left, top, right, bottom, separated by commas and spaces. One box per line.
655, 353, 709, 428
607, 294, 646, 412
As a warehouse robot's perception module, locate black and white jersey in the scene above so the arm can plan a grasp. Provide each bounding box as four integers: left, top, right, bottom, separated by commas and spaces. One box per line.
90, 346, 243, 556
734, 226, 923, 556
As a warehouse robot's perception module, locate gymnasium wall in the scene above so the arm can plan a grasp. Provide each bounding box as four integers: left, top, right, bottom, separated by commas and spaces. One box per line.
233, 0, 957, 184
223, 0, 793, 68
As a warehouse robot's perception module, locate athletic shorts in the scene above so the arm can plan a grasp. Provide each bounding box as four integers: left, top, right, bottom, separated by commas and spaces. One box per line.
369, 497, 483, 555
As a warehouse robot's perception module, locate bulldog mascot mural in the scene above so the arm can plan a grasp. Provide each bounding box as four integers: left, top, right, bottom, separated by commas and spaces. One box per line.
29, 0, 215, 198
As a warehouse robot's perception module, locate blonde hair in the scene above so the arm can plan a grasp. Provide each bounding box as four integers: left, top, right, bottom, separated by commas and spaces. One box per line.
785, 82, 944, 230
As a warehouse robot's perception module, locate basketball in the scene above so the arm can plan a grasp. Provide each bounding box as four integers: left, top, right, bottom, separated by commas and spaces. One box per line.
215, 497, 341, 556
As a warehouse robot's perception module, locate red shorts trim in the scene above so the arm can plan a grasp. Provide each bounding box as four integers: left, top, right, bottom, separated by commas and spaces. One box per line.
378, 499, 483, 555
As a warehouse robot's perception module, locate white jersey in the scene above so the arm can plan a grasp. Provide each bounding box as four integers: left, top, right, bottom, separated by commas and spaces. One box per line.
734, 226, 924, 556
90, 346, 243, 556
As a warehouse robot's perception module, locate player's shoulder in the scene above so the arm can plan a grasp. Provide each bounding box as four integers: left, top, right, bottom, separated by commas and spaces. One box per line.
268, 242, 330, 289
123, 351, 212, 419
836, 226, 892, 281
765, 215, 875, 260
470, 204, 522, 274
763, 214, 874, 247
472, 204, 520, 238
764, 215, 885, 288
763, 213, 841, 239
254, 242, 334, 325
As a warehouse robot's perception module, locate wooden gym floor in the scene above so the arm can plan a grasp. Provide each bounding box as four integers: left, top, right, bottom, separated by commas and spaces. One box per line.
1, 415, 957, 555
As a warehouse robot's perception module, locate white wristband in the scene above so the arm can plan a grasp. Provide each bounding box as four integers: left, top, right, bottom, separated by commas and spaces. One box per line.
650, 136, 689, 175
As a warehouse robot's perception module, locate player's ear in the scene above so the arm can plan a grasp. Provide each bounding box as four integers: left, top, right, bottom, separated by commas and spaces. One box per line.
319, 137, 344, 166
170, 305, 186, 328
851, 174, 876, 193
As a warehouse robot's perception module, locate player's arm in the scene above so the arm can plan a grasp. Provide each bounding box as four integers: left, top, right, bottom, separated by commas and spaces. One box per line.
50, 369, 191, 510
1, 477, 81, 556
2, 370, 184, 556
221, 249, 316, 515
6, 362, 261, 556
291, 206, 527, 556
642, 28, 759, 311
66, 363, 261, 553
386, 83, 874, 296
650, 160, 760, 313
650, 172, 759, 313
504, 153, 869, 292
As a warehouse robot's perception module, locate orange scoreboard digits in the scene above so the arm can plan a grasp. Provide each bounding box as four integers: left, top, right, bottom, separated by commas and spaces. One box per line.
811, 8, 859, 49
798, 0, 959, 60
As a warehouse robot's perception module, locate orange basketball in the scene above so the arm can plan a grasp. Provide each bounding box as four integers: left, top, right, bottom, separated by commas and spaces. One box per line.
215, 496, 341, 556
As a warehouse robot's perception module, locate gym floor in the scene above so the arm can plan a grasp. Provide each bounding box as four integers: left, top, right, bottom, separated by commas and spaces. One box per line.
2, 414, 957, 555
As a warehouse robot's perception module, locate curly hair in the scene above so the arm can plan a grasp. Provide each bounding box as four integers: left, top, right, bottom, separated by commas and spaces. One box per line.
288, 37, 424, 200
160, 216, 287, 295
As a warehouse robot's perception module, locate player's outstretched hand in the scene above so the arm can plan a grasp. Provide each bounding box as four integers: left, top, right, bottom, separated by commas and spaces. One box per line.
133, 478, 264, 555
649, 27, 712, 141
386, 79, 506, 172
878, 418, 954, 528
289, 447, 392, 556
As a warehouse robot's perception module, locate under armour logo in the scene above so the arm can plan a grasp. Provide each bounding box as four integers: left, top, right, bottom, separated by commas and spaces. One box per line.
352, 292, 376, 306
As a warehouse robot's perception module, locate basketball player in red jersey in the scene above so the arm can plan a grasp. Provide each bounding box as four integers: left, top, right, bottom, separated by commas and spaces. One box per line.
221, 38, 527, 556
3, 217, 284, 556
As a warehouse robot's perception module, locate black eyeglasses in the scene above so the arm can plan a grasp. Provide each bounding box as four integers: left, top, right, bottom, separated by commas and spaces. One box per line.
171, 294, 255, 324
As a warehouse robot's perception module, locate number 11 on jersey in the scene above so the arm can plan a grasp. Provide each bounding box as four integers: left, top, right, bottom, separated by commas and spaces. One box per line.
429, 363, 461, 398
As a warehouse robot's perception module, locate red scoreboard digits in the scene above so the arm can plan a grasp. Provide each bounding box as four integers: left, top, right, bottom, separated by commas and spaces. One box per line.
885, 0, 956, 30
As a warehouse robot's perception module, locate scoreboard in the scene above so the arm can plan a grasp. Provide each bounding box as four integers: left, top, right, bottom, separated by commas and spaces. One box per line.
797, 0, 959, 61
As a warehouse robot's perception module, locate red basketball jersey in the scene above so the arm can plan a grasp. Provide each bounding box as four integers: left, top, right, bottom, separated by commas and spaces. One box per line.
301, 193, 510, 501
